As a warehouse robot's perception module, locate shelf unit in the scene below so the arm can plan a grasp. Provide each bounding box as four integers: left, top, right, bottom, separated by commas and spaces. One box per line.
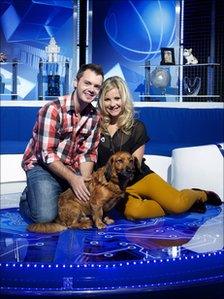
142, 62, 221, 102
0, 60, 19, 100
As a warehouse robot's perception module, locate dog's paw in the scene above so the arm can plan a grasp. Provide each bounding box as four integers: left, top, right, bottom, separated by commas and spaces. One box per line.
96, 221, 107, 229
103, 216, 114, 225
80, 223, 93, 229
79, 217, 93, 229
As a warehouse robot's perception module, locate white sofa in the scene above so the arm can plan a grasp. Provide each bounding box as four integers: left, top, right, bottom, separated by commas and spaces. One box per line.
0, 144, 223, 205
171, 144, 224, 200
0, 154, 171, 194
0, 154, 26, 194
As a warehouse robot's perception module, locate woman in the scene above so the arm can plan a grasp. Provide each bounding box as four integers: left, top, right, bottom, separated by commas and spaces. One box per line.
96, 76, 222, 219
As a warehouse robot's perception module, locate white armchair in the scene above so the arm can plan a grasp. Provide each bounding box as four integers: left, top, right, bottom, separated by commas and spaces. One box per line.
171, 144, 224, 201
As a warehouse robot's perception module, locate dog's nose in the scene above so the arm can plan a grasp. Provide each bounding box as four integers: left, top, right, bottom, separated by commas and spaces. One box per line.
126, 166, 133, 173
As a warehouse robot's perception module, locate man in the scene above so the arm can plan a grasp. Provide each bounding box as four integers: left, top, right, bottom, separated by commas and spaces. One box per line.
20, 63, 104, 223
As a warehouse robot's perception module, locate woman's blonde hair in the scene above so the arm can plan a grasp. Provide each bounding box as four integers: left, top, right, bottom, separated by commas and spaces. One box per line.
98, 76, 134, 135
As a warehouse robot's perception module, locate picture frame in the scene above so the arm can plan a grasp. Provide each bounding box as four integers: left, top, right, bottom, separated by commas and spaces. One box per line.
160, 47, 175, 65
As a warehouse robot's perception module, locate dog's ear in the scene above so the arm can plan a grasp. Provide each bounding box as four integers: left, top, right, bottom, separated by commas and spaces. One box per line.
104, 157, 113, 181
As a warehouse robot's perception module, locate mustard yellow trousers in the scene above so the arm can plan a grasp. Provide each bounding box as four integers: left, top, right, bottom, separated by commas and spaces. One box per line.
124, 173, 207, 219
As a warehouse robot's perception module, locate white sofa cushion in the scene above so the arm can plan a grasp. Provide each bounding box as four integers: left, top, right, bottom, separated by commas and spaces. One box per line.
171, 144, 224, 201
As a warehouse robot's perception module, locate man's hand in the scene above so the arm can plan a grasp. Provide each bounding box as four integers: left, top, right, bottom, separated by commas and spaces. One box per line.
47, 160, 93, 203
70, 175, 90, 203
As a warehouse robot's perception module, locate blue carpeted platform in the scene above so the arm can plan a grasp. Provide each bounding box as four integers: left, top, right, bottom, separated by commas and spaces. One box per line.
0, 204, 223, 297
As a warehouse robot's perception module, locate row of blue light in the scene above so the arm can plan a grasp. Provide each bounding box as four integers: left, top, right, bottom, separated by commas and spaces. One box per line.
0, 250, 223, 269
1, 274, 223, 293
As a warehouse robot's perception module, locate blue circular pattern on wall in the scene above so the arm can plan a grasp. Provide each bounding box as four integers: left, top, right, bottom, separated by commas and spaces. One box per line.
104, 0, 176, 62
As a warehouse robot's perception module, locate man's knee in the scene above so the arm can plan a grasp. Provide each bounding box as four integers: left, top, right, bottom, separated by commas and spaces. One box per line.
20, 186, 59, 223
31, 209, 57, 223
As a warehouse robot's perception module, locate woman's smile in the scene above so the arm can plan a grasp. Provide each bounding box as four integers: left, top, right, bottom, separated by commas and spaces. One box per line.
104, 88, 123, 117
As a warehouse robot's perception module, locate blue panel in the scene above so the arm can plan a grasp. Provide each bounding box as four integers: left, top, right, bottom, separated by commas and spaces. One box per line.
22, 3, 54, 24
0, 1, 11, 17
2, 2, 72, 42
32, 0, 72, 8
1, 4, 21, 41
1, 107, 223, 156
104, 0, 176, 62
135, 107, 224, 156
11, 0, 31, 18
0, 107, 40, 154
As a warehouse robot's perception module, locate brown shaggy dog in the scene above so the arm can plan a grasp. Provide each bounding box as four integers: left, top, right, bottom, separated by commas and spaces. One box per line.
28, 151, 138, 233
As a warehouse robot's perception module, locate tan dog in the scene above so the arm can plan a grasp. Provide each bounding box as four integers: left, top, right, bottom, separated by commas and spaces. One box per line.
28, 151, 138, 233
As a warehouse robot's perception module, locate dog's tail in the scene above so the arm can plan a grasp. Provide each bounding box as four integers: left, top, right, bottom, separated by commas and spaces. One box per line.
27, 222, 67, 233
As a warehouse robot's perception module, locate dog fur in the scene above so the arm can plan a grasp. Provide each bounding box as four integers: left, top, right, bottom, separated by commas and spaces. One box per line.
27, 151, 137, 233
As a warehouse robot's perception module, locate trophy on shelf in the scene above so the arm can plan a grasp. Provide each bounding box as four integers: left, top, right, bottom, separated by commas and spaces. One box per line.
38, 37, 69, 100
0, 52, 7, 62
45, 37, 61, 97
45, 37, 60, 63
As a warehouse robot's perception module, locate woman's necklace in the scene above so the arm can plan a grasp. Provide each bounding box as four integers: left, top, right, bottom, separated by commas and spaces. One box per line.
107, 123, 118, 137
108, 128, 124, 153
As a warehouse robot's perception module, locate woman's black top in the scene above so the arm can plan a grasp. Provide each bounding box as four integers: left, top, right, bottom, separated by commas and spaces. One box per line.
95, 119, 153, 184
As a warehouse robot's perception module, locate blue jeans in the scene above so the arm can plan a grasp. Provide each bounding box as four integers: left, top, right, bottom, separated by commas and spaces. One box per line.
19, 164, 69, 223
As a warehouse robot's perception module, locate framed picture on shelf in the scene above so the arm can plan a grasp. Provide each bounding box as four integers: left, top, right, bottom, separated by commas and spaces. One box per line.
160, 47, 175, 65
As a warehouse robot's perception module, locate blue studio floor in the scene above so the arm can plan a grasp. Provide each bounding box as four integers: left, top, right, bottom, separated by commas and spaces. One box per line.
0, 200, 223, 298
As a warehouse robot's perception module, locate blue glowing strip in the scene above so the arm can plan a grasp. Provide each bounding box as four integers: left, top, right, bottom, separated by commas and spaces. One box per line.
1, 274, 223, 293
0, 250, 223, 269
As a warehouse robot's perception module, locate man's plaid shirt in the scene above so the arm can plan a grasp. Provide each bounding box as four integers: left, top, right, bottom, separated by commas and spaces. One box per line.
22, 95, 101, 174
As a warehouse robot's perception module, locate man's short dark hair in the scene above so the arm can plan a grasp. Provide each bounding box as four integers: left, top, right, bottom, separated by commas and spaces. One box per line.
76, 63, 104, 81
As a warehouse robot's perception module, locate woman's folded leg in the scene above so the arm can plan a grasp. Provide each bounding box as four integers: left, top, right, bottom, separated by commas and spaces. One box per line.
125, 173, 208, 219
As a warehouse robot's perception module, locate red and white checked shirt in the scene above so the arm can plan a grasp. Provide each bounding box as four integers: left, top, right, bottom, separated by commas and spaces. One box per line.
22, 94, 101, 174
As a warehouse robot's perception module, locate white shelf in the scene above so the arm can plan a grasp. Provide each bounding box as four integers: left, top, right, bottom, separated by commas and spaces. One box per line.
0, 93, 18, 96
139, 95, 220, 98
142, 63, 220, 67
0, 62, 22, 64
39, 61, 69, 64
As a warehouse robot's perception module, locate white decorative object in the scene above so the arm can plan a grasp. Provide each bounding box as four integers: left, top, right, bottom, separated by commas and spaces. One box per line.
183, 76, 201, 95
183, 48, 198, 65
45, 37, 60, 62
